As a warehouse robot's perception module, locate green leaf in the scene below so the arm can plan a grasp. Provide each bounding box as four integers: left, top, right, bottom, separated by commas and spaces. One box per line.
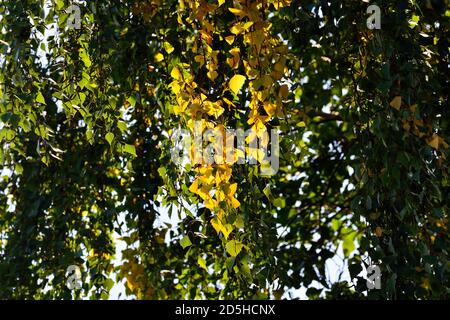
79, 48, 92, 67
117, 121, 128, 133
225, 257, 235, 271
263, 185, 274, 202
343, 229, 357, 257
86, 129, 94, 144
36, 92, 46, 104
123, 144, 137, 157
105, 132, 114, 145
126, 96, 137, 107
163, 41, 174, 54
198, 256, 207, 271
273, 197, 286, 208
240, 259, 252, 281
158, 167, 167, 177
15, 163, 23, 175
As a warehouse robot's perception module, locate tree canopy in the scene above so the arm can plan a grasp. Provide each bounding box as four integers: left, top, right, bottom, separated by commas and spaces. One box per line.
0, 0, 449, 299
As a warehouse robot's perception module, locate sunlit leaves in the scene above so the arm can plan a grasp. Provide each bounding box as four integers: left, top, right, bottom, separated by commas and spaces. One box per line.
342, 229, 357, 258
79, 47, 92, 68
105, 132, 114, 145
198, 256, 208, 271
154, 52, 164, 62
123, 144, 137, 157
163, 41, 175, 54
230, 21, 254, 35
180, 235, 192, 249
225, 35, 235, 45
36, 92, 46, 105
225, 240, 244, 256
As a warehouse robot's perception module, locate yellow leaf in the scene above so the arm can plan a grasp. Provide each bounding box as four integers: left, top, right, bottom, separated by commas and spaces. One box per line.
163, 41, 174, 54
263, 101, 277, 117
272, 0, 292, 10
390, 96, 402, 110
250, 30, 265, 48
205, 101, 224, 118
207, 62, 218, 81
197, 186, 212, 201
198, 165, 214, 177
223, 97, 236, 108
247, 109, 268, 126
189, 179, 199, 194
126, 278, 135, 292
243, 21, 254, 30
230, 24, 243, 35
215, 183, 240, 208
194, 55, 205, 67
207, 69, 218, 81
154, 52, 164, 62
402, 121, 411, 132
170, 80, 181, 94
218, 0, 225, 7
229, 74, 246, 94
205, 197, 218, 210
274, 61, 284, 72
211, 216, 222, 234
198, 256, 208, 271
230, 22, 253, 35
216, 189, 226, 202
173, 100, 188, 115
211, 216, 233, 239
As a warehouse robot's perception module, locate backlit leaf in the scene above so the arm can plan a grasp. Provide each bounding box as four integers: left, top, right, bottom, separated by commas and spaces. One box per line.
229, 74, 246, 94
